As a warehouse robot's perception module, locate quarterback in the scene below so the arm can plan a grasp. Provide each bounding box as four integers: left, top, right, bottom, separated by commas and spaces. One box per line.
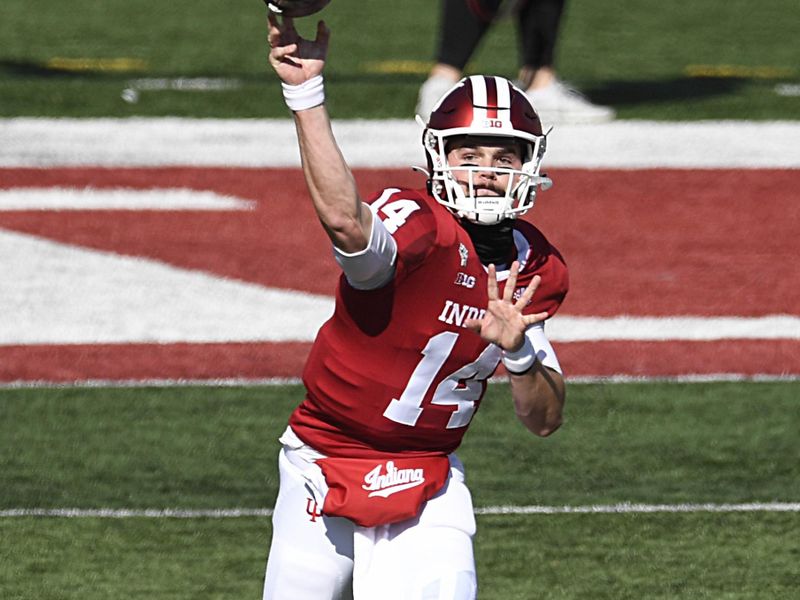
263, 13, 569, 600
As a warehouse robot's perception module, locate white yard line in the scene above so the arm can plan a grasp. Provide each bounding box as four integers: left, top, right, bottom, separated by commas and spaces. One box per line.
2, 503, 798, 518
1, 118, 799, 168
2, 373, 799, 390
0, 187, 255, 211
475, 502, 800, 515
546, 315, 800, 342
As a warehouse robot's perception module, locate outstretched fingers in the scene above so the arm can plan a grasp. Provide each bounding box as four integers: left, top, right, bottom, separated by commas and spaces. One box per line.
515, 273, 541, 309
513, 272, 547, 325
503, 261, 520, 302
487, 264, 499, 300
523, 310, 549, 326
470, 262, 549, 340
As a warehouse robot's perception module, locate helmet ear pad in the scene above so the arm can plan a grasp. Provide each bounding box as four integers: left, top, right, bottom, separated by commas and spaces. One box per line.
422, 75, 550, 224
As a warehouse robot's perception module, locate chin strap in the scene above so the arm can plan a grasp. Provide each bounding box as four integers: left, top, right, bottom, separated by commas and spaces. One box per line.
460, 218, 515, 266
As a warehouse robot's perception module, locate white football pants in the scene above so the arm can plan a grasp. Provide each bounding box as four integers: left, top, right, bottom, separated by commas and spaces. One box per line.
262, 442, 477, 600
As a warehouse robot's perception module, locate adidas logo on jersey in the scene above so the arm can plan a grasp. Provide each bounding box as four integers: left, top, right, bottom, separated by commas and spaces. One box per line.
362, 461, 425, 498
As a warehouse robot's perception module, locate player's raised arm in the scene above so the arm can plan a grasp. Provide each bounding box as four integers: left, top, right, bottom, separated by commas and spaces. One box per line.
267, 14, 371, 253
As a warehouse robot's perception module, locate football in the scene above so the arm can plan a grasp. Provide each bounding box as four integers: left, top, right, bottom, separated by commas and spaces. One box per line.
265, 0, 332, 18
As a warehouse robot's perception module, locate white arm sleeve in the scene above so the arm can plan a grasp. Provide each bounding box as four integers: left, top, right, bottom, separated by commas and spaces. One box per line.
527, 321, 562, 375
333, 204, 397, 290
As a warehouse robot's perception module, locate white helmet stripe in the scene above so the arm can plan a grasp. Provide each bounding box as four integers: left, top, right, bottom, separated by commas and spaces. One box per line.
494, 76, 511, 110
469, 75, 488, 123
494, 76, 512, 128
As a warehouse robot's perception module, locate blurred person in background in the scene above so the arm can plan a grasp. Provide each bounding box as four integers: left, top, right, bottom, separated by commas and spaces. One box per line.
416, 0, 614, 125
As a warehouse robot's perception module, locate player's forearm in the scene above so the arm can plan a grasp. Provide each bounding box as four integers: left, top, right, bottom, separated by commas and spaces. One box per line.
293, 105, 371, 253
509, 362, 565, 437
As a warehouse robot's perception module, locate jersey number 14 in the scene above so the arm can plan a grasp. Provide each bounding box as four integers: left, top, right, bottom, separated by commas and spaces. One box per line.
382, 332, 500, 429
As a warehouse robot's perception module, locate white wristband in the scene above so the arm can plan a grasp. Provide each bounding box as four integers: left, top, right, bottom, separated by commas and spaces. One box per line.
281, 75, 325, 112
502, 336, 536, 375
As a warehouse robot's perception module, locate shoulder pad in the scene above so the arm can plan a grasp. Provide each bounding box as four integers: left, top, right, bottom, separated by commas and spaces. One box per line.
514, 220, 569, 317
366, 188, 441, 274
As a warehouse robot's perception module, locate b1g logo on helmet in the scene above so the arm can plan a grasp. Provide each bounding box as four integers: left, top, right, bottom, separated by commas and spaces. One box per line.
484, 119, 506, 128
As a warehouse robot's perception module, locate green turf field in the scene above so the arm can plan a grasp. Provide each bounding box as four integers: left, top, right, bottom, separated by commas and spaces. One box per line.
2, 382, 799, 598
1, 0, 797, 119
1, 2, 798, 596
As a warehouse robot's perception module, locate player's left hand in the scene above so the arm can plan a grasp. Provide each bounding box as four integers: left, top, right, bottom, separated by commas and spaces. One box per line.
267, 12, 330, 86
465, 261, 548, 352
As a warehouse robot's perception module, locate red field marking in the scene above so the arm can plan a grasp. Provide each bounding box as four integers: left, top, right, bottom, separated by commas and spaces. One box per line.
0, 342, 311, 383
2, 340, 797, 383
2, 167, 797, 317
2, 166, 798, 381
558, 339, 800, 378
531, 168, 800, 317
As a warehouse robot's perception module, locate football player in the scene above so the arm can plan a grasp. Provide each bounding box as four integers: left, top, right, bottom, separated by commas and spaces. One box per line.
263, 13, 568, 600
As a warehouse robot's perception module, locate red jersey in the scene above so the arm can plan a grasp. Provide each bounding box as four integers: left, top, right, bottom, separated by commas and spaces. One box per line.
289, 188, 568, 458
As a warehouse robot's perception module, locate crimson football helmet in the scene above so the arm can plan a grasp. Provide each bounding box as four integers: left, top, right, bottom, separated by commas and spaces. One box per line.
420, 75, 551, 225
